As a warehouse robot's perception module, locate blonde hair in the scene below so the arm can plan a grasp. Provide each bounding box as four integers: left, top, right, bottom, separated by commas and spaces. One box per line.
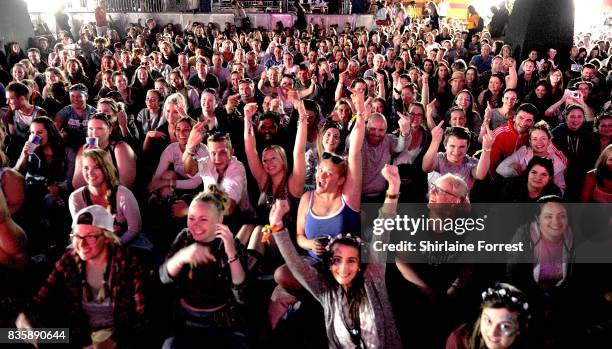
192, 184, 230, 216
162, 92, 188, 119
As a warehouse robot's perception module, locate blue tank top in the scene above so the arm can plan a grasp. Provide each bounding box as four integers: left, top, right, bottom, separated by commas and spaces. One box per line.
304, 191, 361, 259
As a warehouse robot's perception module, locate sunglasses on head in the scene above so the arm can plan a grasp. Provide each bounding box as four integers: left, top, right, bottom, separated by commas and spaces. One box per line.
207, 130, 227, 139
322, 152, 345, 164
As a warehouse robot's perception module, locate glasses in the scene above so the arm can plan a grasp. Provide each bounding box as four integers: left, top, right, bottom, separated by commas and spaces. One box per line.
71, 233, 104, 244
322, 152, 345, 164
430, 183, 462, 199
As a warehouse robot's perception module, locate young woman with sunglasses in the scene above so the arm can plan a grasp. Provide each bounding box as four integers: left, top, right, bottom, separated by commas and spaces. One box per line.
268, 97, 366, 328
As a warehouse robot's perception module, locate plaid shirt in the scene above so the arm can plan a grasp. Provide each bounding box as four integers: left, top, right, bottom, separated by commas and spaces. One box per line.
31, 243, 148, 347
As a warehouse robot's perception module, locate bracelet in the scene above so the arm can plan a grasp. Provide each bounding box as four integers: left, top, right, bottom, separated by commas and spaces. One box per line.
386, 192, 401, 199
261, 224, 284, 244
227, 255, 239, 263
482, 148, 492, 152
185, 146, 196, 156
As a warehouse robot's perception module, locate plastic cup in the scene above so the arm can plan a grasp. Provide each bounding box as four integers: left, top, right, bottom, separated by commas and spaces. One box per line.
86, 137, 99, 149
29, 134, 41, 145
314, 235, 331, 247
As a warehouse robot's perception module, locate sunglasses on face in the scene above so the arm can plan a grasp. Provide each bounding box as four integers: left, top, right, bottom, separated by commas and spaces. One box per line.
322, 151, 345, 164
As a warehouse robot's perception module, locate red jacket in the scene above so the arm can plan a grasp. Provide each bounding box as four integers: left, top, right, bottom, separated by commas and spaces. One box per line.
490, 119, 529, 176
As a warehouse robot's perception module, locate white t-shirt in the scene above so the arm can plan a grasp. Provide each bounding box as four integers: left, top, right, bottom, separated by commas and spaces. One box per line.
196, 156, 254, 215
154, 143, 208, 190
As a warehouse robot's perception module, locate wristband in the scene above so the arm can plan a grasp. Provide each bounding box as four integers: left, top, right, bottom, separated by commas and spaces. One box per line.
227, 255, 239, 263
482, 148, 492, 152
385, 192, 401, 199
261, 224, 284, 244
185, 146, 196, 156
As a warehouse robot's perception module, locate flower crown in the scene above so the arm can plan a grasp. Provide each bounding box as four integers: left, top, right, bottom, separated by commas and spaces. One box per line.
481, 287, 529, 311
325, 233, 364, 252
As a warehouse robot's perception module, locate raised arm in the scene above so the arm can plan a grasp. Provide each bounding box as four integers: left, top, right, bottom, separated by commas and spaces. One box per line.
422, 120, 444, 173
505, 59, 517, 89
425, 98, 438, 130
257, 70, 276, 95
243, 103, 268, 192
545, 92, 568, 118
473, 125, 494, 180
334, 71, 347, 102
420, 72, 430, 105
183, 121, 207, 177
271, 199, 327, 300
288, 100, 308, 198
375, 72, 386, 99
478, 102, 492, 142
393, 113, 412, 153
368, 165, 401, 267
297, 75, 317, 99
343, 93, 366, 210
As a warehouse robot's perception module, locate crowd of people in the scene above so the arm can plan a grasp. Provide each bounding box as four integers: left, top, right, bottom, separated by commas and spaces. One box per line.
0, 1, 611, 348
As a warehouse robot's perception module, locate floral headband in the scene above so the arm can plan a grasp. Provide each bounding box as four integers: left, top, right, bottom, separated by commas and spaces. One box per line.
325, 233, 363, 252
481, 287, 529, 311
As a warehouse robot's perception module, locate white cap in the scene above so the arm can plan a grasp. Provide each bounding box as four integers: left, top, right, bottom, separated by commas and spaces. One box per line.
72, 205, 114, 232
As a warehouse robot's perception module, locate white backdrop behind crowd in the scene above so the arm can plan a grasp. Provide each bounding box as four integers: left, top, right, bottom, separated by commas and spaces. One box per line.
0, 0, 36, 50
29, 11, 375, 38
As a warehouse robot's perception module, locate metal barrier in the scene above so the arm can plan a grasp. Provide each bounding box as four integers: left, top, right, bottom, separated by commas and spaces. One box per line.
27, 0, 349, 14
43, 0, 199, 13
105, 0, 199, 12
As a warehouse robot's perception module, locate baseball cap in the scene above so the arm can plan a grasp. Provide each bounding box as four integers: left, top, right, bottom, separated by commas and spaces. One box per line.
72, 205, 115, 232
450, 71, 466, 81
